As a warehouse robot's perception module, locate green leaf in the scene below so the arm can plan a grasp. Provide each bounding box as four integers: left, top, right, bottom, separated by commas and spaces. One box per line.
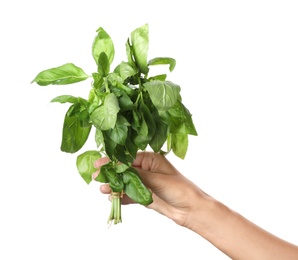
114, 144, 132, 165
149, 117, 169, 152
61, 105, 92, 153
144, 80, 181, 111
148, 57, 176, 72
95, 128, 104, 149
171, 133, 188, 159
92, 72, 104, 90
90, 93, 120, 131
31, 63, 89, 86
107, 116, 128, 145
118, 61, 137, 80
115, 163, 129, 173
123, 167, 153, 205
125, 38, 136, 69
78, 109, 91, 128
92, 27, 114, 66
167, 100, 198, 136
76, 150, 102, 184
102, 130, 117, 160
95, 162, 124, 192
118, 92, 134, 111
131, 24, 149, 74
51, 95, 78, 104
125, 127, 138, 159
149, 74, 167, 81
97, 52, 110, 76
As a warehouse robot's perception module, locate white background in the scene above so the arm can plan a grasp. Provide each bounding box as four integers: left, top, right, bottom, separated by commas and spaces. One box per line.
1, 0, 297, 259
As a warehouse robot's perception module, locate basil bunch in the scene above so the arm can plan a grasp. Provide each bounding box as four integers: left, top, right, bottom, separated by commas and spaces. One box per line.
32, 24, 197, 224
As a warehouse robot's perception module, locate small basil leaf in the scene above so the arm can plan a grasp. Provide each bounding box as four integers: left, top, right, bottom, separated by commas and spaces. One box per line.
171, 133, 188, 159
76, 150, 102, 184
92, 27, 114, 66
148, 57, 176, 72
97, 52, 110, 76
51, 95, 78, 104
90, 93, 120, 131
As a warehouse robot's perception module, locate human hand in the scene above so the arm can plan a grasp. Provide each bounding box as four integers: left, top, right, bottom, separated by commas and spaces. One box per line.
93, 152, 207, 227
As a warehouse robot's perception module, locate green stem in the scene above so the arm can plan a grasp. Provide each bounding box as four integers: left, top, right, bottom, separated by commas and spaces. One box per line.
108, 192, 122, 225
104, 77, 110, 93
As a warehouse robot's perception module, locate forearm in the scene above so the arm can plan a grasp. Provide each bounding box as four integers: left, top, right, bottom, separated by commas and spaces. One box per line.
188, 196, 298, 260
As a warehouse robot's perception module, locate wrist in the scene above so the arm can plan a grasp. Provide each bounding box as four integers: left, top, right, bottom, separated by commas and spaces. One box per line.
185, 193, 231, 237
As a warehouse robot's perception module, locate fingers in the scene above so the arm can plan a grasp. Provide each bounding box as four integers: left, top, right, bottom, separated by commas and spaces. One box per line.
94, 156, 110, 168
92, 156, 111, 180
132, 152, 178, 175
99, 183, 111, 194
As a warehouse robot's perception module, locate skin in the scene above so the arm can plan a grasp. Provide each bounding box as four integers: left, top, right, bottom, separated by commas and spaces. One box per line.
93, 152, 298, 260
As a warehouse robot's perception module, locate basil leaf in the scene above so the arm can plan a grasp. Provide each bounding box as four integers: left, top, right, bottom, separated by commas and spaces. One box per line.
131, 24, 149, 74
148, 57, 176, 72
97, 52, 110, 76
90, 93, 120, 131
143, 80, 181, 111
107, 116, 128, 145
102, 130, 117, 160
118, 92, 134, 111
123, 167, 153, 205
95, 162, 124, 192
171, 133, 188, 159
149, 117, 169, 152
114, 144, 132, 165
61, 105, 92, 153
78, 109, 91, 128
92, 27, 114, 66
118, 61, 137, 80
148, 74, 167, 81
167, 100, 198, 136
95, 128, 104, 149
125, 127, 138, 159
31, 63, 89, 86
51, 95, 78, 104
92, 72, 104, 90
125, 38, 137, 69
76, 150, 102, 184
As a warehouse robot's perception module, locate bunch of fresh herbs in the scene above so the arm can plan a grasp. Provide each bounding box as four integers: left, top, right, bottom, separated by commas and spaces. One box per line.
31, 24, 197, 224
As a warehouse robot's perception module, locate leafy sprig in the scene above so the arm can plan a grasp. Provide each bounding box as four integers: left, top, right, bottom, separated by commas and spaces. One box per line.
32, 24, 197, 224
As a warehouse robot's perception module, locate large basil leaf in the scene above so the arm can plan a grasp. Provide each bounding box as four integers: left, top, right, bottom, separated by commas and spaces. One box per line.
131, 24, 149, 74
61, 105, 92, 153
143, 80, 181, 111
76, 150, 102, 184
31, 63, 89, 86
